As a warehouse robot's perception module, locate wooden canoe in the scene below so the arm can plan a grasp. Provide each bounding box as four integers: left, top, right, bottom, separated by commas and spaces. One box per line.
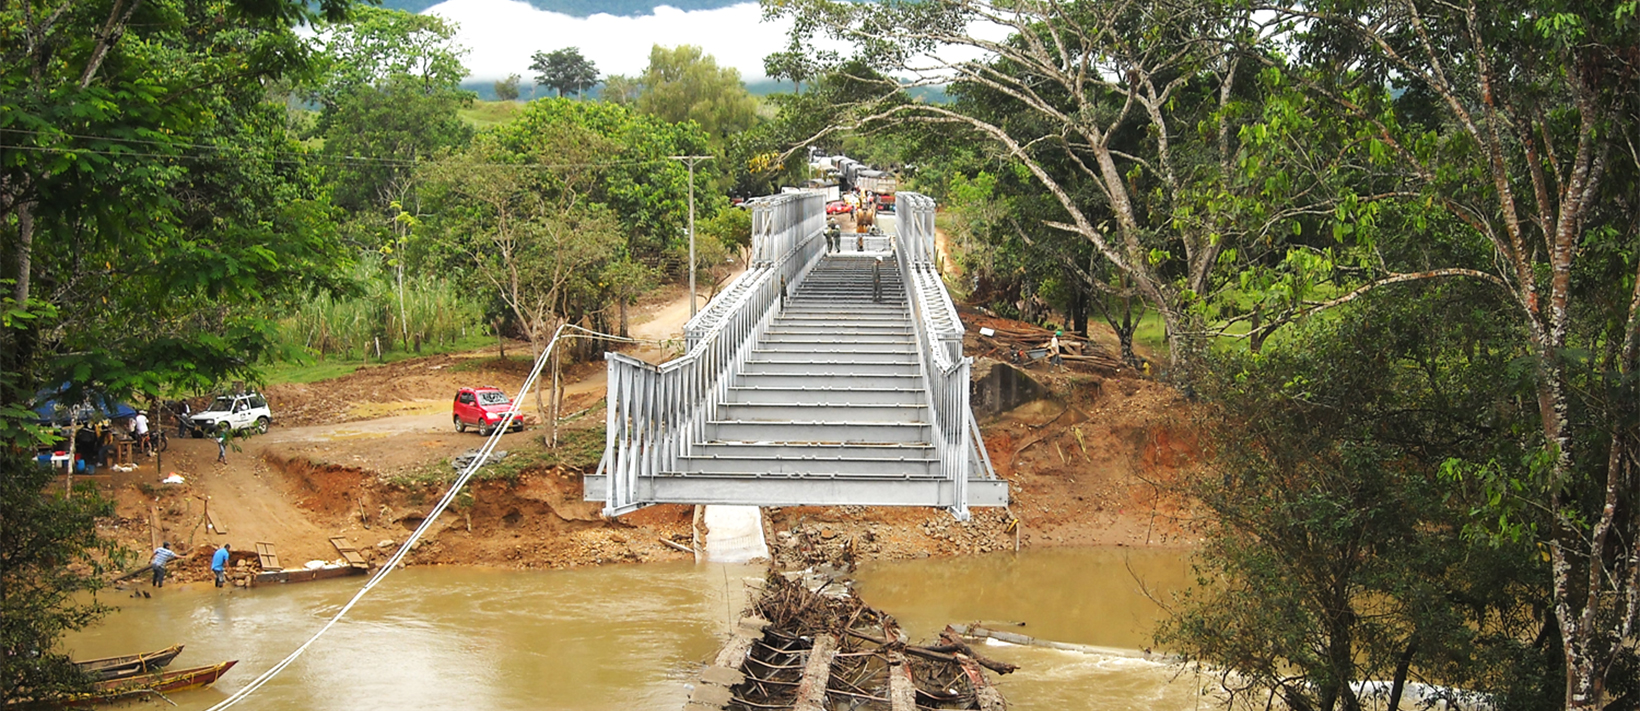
72, 644, 184, 681
77, 660, 237, 702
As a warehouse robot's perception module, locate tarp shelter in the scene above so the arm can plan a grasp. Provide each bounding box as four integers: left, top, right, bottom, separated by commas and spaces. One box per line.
30, 384, 138, 425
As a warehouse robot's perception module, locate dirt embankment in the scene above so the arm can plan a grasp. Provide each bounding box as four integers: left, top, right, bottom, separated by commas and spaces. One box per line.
95, 289, 1199, 583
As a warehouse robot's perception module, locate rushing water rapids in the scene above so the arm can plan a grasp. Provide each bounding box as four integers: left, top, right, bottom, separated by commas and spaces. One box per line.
66, 547, 1205, 710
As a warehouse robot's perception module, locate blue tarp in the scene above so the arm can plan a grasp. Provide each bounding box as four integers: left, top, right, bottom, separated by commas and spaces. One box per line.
30, 384, 138, 425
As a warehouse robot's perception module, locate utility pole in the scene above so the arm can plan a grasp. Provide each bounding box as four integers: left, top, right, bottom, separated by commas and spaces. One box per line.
669, 155, 713, 317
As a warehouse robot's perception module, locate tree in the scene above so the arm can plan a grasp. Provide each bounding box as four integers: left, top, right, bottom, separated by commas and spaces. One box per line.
601, 74, 643, 106
311, 7, 473, 214
530, 47, 599, 98
762, 36, 837, 94
0, 462, 124, 704
600, 258, 657, 338
419, 119, 623, 423
1, 0, 349, 699
490, 99, 717, 266
1161, 290, 1558, 711
637, 45, 759, 144
1273, 2, 1640, 706
494, 73, 522, 101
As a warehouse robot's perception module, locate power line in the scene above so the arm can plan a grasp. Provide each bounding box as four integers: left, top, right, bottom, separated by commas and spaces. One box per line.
202, 325, 654, 710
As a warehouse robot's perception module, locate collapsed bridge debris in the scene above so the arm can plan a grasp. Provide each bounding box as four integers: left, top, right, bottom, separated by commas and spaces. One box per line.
689, 570, 1016, 711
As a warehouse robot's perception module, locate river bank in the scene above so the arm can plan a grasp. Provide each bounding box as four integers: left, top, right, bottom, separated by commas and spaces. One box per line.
89, 282, 1198, 585
69, 548, 1207, 711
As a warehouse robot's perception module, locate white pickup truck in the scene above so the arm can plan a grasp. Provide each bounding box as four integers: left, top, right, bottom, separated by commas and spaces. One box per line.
188, 393, 272, 436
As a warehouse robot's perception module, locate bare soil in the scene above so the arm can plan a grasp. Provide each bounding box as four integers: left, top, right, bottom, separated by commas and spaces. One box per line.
93, 278, 1197, 585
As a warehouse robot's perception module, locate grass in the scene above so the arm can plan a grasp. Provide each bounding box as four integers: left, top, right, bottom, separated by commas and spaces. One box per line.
449, 354, 535, 373
459, 101, 526, 128
385, 426, 606, 487
263, 332, 499, 386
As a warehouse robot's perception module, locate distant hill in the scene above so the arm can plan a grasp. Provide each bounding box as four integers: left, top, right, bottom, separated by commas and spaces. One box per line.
386, 0, 747, 17
461, 80, 949, 102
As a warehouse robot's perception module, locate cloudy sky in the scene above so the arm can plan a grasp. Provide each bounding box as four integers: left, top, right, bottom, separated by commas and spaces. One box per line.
425, 0, 795, 82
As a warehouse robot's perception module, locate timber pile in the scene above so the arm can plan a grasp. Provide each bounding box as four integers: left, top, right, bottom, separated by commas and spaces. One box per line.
700, 571, 1015, 711
958, 307, 1125, 372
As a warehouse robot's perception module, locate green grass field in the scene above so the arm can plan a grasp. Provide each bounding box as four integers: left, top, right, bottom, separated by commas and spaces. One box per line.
459, 101, 526, 128
264, 332, 500, 386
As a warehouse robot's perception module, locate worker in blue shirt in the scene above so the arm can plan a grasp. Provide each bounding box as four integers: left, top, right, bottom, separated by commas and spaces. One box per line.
150, 542, 177, 587
211, 543, 232, 588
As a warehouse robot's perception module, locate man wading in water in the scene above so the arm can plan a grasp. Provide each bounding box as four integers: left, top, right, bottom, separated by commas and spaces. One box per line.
150, 542, 177, 588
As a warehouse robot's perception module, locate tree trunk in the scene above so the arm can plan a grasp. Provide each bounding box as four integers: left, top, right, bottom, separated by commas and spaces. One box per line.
1386, 641, 1415, 711
13, 201, 34, 306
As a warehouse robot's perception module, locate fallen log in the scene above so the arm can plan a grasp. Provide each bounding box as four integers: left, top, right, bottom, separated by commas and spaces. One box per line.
846, 629, 1018, 675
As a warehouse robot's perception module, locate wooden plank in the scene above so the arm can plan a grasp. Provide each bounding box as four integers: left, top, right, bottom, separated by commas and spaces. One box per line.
329, 537, 367, 568
686, 616, 767, 711
254, 542, 282, 571
886, 651, 917, 711
148, 505, 160, 551
955, 654, 1006, 711
252, 565, 365, 586
204, 501, 227, 534
791, 634, 836, 711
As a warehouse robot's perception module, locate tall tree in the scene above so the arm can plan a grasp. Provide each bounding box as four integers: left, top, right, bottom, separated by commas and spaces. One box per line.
1, 0, 349, 699
636, 44, 759, 144
1162, 290, 1558, 711
494, 73, 522, 101
530, 47, 599, 98
420, 125, 621, 422
311, 6, 473, 215
1276, 2, 1640, 706
601, 74, 643, 106
0, 463, 124, 704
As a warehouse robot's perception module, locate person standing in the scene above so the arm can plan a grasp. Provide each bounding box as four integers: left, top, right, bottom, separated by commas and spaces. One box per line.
132, 410, 149, 454
1048, 329, 1063, 369
215, 427, 228, 464
211, 543, 232, 588
872, 257, 884, 303
176, 400, 191, 437
150, 542, 177, 587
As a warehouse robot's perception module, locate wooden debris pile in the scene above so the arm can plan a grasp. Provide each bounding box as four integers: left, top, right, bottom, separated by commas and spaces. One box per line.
958, 307, 1126, 372
702, 571, 1015, 711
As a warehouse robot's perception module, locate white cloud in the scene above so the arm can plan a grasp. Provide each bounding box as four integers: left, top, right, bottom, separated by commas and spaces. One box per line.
424, 0, 793, 82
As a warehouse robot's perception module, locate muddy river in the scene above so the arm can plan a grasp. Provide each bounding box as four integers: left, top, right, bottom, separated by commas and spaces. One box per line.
67, 548, 1207, 710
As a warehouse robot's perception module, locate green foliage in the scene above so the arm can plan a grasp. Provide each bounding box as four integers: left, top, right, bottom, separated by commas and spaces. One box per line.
311, 8, 474, 214
494, 74, 522, 102
1161, 291, 1557, 710
312, 6, 470, 104
387, 427, 603, 486
530, 47, 599, 98
0, 459, 126, 704
276, 256, 485, 362
419, 117, 624, 352
482, 98, 716, 265
636, 45, 760, 145
601, 74, 644, 106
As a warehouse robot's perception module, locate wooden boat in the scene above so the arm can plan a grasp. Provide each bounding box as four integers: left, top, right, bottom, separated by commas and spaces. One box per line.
72, 644, 184, 681
73, 660, 237, 703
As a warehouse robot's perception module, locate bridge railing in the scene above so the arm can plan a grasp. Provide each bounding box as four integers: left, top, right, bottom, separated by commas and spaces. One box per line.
893, 192, 987, 520
601, 191, 828, 515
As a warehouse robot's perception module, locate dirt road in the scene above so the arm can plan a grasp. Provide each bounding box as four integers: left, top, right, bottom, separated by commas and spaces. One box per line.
97, 270, 1194, 582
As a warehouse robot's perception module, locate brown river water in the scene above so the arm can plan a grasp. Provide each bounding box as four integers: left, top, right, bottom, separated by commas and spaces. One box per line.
67, 547, 1210, 710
